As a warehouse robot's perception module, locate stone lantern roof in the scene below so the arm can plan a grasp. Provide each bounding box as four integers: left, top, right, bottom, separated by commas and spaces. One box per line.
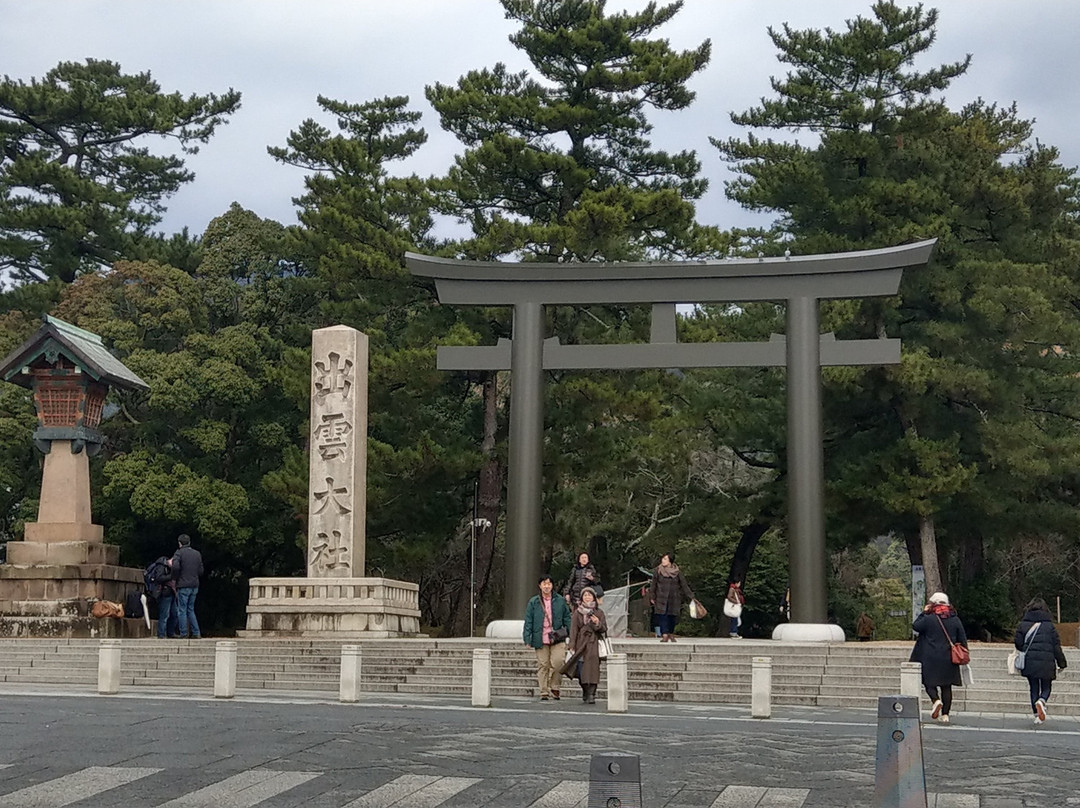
0, 315, 149, 391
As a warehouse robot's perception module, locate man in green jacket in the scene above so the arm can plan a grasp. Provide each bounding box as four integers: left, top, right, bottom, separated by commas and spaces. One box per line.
523, 575, 572, 701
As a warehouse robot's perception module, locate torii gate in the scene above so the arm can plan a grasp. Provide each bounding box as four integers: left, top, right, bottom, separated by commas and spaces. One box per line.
407, 239, 935, 640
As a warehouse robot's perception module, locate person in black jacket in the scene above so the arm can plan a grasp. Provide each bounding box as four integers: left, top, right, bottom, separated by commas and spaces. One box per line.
910, 592, 968, 724
172, 533, 204, 639
1014, 597, 1068, 724
562, 552, 602, 610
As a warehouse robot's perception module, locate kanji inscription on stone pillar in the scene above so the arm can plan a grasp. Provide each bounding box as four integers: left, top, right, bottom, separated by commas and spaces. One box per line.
308, 326, 368, 577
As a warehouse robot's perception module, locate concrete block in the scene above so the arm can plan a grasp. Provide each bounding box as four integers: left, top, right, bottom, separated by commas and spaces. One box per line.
471, 647, 491, 707
900, 662, 921, 700
214, 641, 238, 698
98, 639, 121, 694
751, 656, 772, 718
340, 644, 362, 702
606, 653, 628, 713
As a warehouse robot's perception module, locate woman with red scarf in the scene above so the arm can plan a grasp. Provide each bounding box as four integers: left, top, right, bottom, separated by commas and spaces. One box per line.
910, 592, 969, 724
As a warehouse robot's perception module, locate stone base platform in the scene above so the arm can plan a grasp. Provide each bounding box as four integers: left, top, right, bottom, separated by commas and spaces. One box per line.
241, 576, 421, 638
0, 614, 152, 638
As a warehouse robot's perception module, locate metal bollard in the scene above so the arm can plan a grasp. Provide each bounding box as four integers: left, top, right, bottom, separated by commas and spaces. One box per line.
214, 640, 237, 699
471, 647, 491, 707
900, 662, 921, 700
873, 695, 927, 808
606, 653, 628, 713
751, 656, 772, 718
589, 753, 642, 808
340, 644, 362, 703
97, 639, 121, 695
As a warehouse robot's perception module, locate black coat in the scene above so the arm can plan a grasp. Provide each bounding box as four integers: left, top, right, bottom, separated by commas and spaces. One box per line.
1014, 608, 1067, 681
910, 608, 968, 687
562, 564, 601, 607
171, 545, 204, 589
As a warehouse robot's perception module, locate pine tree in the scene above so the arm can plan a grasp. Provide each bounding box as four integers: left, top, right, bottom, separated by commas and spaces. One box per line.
0, 59, 240, 283
713, 1, 1080, 616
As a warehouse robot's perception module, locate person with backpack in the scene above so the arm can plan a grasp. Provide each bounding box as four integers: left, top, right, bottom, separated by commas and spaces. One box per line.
172, 533, 204, 639
144, 556, 177, 639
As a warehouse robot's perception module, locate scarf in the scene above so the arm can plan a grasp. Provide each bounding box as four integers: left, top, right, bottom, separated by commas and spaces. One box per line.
657, 563, 680, 578
577, 601, 596, 616
930, 603, 953, 618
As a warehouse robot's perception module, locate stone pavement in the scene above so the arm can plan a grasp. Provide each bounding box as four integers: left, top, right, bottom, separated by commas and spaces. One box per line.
0, 683, 1076, 807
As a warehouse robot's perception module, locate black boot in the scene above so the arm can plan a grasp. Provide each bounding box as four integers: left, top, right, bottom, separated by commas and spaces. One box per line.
582, 685, 589, 703
586, 684, 597, 704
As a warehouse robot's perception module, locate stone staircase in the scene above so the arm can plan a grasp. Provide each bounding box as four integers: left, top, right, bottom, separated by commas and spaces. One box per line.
0, 637, 1075, 715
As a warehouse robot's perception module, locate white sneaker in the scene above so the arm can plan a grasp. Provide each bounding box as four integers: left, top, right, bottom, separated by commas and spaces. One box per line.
939, 714, 950, 724
1033, 715, 1045, 725
930, 700, 943, 720
1036, 699, 1047, 722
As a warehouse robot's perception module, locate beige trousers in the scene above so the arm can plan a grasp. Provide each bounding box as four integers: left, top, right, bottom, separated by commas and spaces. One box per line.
534, 644, 562, 695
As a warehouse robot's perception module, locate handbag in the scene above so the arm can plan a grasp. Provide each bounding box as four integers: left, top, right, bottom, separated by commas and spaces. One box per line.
550, 626, 568, 644
1013, 623, 1041, 672
598, 636, 612, 659
936, 614, 970, 665
722, 599, 742, 619
1007, 649, 1021, 675
689, 599, 708, 619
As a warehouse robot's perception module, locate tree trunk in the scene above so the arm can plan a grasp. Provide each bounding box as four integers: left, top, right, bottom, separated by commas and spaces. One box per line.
919, 513, 943, 596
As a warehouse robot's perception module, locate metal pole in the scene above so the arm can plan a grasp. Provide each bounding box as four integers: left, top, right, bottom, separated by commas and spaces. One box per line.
786, 296, 827, 624
505, 301, 544, 618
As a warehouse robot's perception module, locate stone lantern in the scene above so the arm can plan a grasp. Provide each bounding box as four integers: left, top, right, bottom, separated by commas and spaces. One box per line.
0, 316, 150, 637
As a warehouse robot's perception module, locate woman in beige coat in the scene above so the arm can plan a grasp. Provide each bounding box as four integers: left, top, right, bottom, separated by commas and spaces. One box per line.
562, 586, 607, 704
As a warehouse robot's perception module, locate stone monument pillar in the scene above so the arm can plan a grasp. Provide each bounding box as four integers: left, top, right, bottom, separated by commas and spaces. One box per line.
0, 316, 149, 637
308, 327, 367, 577
243, 325, 420, 637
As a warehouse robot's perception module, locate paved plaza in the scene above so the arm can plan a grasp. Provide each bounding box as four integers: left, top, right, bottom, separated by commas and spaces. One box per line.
0, 685, 1077, 807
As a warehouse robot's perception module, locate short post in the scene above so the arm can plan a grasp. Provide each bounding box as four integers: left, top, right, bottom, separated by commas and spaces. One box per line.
606, 653, 628, 713
214, 640, 237, 699
900, 662, 921, 700
471, 647, 491, 707
751, 656, 772, 718
340, 644, 362, 703
97, 639, 121, 695
873, 695, 927, 808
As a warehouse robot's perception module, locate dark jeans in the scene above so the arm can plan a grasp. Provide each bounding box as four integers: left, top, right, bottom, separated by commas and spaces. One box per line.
176, 586, 201, 638
925, 684, 953, 715
156, 591, 175, 639
1028, 677, 1052, 711
656, 613, 676, 635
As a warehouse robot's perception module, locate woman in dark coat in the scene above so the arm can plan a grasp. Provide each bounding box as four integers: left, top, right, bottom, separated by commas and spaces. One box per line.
561, 586, 607, 704
650, 552, 695, 642
562, 551, 602, 609
910, 591, 968, 724
1014, 597, 1068, 724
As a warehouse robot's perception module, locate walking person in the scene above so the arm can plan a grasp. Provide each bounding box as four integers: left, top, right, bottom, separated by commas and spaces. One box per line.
523, 574, 572, 701
910, 592, 968, 724
562, 551, 602, 610
561, 587, 607, 704
1014, 598, 1068, 724
171, 533, 204, 639
650, 552, 695, 642
856, 611, 875, 642
725, 581, 746, 638
156, 558, 178, 639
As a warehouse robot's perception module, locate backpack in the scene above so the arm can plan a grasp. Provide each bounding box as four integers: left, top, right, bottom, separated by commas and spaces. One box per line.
143, 556, 173, 599
124, 589, 145, 619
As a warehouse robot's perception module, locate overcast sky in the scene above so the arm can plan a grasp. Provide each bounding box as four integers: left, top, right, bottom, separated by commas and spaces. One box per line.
3, 1, 1078, 240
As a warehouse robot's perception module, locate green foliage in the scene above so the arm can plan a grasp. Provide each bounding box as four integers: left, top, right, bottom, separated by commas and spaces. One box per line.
0, 59, 240, 283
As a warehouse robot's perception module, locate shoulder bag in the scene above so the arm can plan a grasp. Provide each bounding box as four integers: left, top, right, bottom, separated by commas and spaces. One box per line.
597, 635, 612, 659
1011, 622, 1041, 673
937, 614, 970, 665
